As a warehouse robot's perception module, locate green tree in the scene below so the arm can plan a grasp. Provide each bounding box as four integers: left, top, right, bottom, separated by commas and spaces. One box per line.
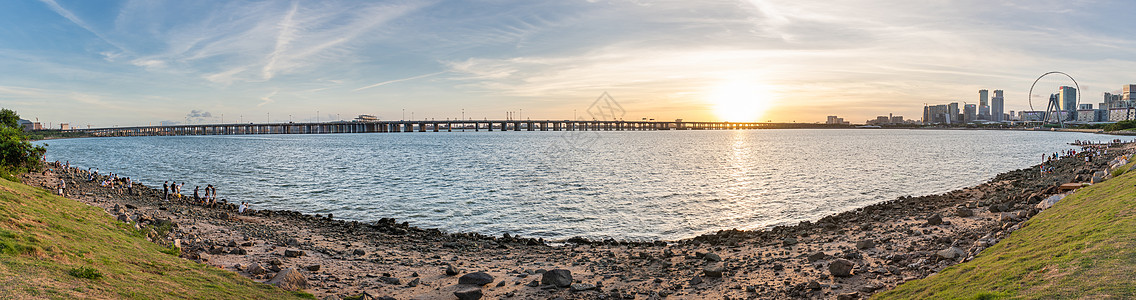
0, 109, 46, 175
0, 108, 19, 129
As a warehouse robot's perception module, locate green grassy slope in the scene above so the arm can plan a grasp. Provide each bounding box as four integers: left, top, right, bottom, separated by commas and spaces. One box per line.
0, 178, 311, 299
877, 168, 1136, 299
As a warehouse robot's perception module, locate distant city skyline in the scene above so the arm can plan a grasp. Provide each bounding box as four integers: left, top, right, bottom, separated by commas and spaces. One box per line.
2, 1, 1136, 127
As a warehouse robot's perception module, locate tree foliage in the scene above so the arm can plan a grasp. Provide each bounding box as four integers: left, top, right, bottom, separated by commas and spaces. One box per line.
0, 108, 46, 173
1103, 120, 1136, 132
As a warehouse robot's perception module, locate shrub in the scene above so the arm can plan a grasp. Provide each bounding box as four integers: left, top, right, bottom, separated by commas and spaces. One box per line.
159, 246, 181, 256
68, 267, 104, 280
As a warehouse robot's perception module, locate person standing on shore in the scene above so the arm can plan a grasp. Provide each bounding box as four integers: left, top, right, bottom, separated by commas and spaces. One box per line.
126, 178, 133, 195
163, 181, 169, 201
193, 186, 200, 203
238, 201, 247, 214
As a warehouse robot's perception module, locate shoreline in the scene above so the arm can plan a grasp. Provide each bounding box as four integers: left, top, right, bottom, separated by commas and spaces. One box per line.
21, 141, 1136, 299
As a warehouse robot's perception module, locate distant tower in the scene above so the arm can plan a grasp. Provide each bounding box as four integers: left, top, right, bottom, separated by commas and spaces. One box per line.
978, 89, 990, 120
991, 90, 1005, 122
1059, 86, 1078, 121
963, 104, 977, 123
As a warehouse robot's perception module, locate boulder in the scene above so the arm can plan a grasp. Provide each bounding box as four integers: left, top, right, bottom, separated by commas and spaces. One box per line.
352, 249, 366, 256
703, 252, 722, 262
783, 237, 798, 246
689, 275, 703, 285
445, 265, 460, 276
453, 287, 483, 300
379, 276, 400, 285
703, 264, 726, 278
956, 208, 974, 217
458, 272, 494, 286
937, 247, 965, 260
541, 269, 573, 287
807, 251, 828, 263
829, 259, 854, 277
305, 265, 321, 272
267, 268, 308, 291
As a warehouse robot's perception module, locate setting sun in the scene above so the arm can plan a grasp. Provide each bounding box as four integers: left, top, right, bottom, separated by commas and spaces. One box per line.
708, 81, 772, 122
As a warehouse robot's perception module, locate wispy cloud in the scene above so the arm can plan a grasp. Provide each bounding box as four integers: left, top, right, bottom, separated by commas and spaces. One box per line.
37, 0, 129, 54
258, 90, 278, 107
354, 71, 447, 91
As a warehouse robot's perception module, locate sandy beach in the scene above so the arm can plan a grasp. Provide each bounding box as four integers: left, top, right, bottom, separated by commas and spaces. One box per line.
21, 141, 1134, 299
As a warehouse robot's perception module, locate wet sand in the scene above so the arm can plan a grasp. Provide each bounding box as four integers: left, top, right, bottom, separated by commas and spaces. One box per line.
22, 142, 1134, 299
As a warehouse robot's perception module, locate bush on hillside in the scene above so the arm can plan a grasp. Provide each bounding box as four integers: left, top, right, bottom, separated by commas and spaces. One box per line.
0, 108, 46, 175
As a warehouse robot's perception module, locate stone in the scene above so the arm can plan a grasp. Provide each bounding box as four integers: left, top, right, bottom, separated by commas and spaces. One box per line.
407, 277, 420, 287
267, 268, 308, 291
284, 249, 304, 257
541, 269, 573, 287
445, 265, 460, 276
689, 275, 703, 285
783, 237, 798, 246
956, 208, 974, 217
837, 292, 860, 300
305, 265, 321, 272
829, 259, 854, 277
570, 283, 596, 292
453, 287, 483, 300
459, 272, 494, 286
379, 276, 401, 285
855, 239, 875, 249
248, 263, 267, 275
285, 238, 300, 247
806, 280, 821, 290
807, 251, 827, 263
926, 214, 943, 226
937, 247, 965, 260
703, 264, 725, 278
268, 258, 283, 265
352, 249, 366, 256
703, 252, 722, 262
117, 214, 129, 223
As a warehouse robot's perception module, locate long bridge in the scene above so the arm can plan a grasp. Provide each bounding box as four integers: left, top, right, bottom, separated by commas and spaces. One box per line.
75, 120, 830, 137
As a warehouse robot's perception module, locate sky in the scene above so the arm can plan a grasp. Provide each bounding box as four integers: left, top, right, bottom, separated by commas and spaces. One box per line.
1, 0, 1136, 128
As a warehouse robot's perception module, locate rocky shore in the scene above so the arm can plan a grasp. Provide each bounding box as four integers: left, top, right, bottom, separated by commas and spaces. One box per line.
22, 141, 1136, 300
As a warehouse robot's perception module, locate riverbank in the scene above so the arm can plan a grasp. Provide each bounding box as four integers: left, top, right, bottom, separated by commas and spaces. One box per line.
19, 141, 1135, 299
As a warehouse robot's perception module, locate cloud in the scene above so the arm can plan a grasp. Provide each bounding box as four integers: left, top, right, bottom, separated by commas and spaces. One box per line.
186, 109, 213, 118
37, 0, 129, 53
353, 71, 447, 91
258, 90, 278, 107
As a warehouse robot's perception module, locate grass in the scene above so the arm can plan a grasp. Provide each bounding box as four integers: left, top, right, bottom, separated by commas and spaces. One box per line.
0, 176, 310, 299
876, 164, 1136, 299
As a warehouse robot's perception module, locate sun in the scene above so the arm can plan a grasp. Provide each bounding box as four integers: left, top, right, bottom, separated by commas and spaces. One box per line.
708, 81, 772, 122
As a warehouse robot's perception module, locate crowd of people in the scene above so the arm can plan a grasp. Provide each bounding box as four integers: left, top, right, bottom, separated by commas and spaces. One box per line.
45, 160, 252, 215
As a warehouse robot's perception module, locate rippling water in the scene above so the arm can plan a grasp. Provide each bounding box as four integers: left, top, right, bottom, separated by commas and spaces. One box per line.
38, 129, 1113, 240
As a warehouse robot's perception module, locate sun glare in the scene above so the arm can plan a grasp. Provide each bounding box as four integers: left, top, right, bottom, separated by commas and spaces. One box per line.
708, 81, 771, 122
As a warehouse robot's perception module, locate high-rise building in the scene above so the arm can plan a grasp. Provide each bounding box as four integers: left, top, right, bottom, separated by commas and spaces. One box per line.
964, 104, 977, 123
978, 89, 990, 120
1059, 86, 1077, 121
948, 102, 960, 124
1124, 84, 1136, 100
991, 90, 1004, 122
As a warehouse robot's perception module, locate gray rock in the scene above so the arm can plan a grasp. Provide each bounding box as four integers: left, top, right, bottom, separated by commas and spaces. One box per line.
807, 280, 821, 290
248, 263, 267, 275
703, 252, 722, 262
459, 272, 494, 286
703, 264, 725, 278
352, 249, 366, 256
285, 238, 300, 247
570, 283, 596, 292
541, 269, 572, 287
855, 239, 875, 249
783, 237, 798, 246
267, 268, 308, 291
926, 214, 943, 226
807, 251, 827, 263
284, 249, 304, 258
407, 277, 420, 287
445, 265, 460, 276
379, 276, 400, 285
305, 265, 320, 272
689, 275, 703, 285
837, 292, 860, 300
956, 208, 974, 217
454, 287, 483, 300
937, 247, 965, 260
829, 259, 854, 277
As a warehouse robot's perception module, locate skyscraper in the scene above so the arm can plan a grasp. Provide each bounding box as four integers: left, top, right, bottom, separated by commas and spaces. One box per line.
1059, 86, 1077, 121
991, 90, 1004, 122
964, 104, 977, 123
948, 102, 960, 124
978, 89, 990, 120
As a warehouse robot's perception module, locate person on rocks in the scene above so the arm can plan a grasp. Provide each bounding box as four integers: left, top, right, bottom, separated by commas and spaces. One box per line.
57, 180, 65, 196
163, 181, 170, 201
193, 186, 201, 203
126, 178, 133, 195
238, 201, 247, 214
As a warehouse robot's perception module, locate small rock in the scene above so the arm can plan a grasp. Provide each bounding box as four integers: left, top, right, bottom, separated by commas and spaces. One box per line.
380, 276, 400, 285
305, 265, 321, 272
807, 251, 827, 263
926, 214, 943, 226
807, 280, 821, 290
445, 265, 460, 276
956, 208, 974, 217
541, 269, 573, 287
689, 275, 703, 285
829, 259, 854, 277
353, 249, 366, 256
703, 264, 725, 278
937, 247, 965, 260
837, 292, 860, 300
284, 249, 304, 258
248, 263, 267, 275
454, 287, 483, 300
855, 239, 875, 249
570, 283, 596, 292
783, 237, 798, 246
703, 252, 722, 262
408, 277, 420, 287
459, 272, 495, 286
